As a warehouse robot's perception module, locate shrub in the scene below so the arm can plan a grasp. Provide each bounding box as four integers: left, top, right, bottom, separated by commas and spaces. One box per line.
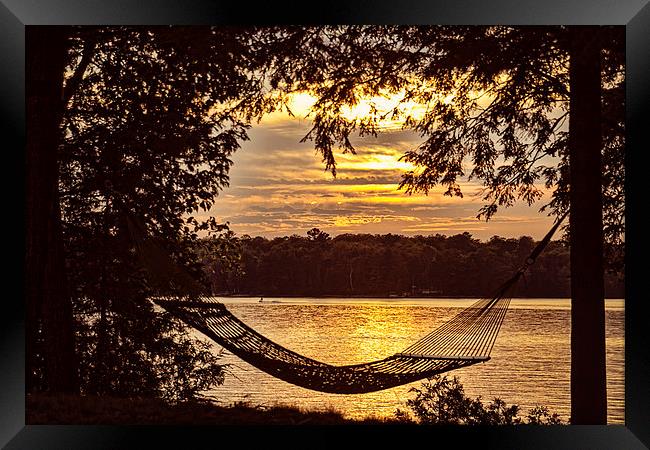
395, 375, 565, 425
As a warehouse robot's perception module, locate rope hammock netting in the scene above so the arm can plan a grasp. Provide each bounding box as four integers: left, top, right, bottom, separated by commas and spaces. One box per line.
124, 210, 566, 395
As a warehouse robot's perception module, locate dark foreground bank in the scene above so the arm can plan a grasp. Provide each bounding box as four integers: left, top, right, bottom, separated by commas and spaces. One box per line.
26, 394, 401, 426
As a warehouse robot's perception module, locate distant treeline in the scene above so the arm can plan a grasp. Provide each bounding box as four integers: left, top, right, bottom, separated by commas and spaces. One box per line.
202, 230, 624, 298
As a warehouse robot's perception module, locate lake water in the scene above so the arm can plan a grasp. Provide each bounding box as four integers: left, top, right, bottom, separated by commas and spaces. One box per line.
195, 297, 624, 424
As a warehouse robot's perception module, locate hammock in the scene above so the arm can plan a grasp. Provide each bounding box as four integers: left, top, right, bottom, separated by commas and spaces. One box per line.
125, 212, 566, 394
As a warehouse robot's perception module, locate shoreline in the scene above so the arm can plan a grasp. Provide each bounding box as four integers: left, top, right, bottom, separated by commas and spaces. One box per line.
26, 394, 402, 426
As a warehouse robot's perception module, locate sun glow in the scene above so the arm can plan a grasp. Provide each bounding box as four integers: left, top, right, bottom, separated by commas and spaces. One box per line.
286, 92, 317, 116
280, 90, 428, 130
340, 91, 428, 130
336, 152, 417, 172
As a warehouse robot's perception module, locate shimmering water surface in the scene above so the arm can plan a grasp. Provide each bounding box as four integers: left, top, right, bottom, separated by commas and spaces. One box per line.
196, 297, 624, 423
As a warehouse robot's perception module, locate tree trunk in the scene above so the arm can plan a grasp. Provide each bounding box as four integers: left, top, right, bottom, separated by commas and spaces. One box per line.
26, 27, 78, 393
568, 26, 607, 424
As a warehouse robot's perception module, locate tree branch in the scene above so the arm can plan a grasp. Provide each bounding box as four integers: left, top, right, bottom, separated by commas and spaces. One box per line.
63, 38, 96, 106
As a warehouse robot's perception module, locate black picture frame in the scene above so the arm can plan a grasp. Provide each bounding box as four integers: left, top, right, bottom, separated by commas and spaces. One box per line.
3, 0, 648, 448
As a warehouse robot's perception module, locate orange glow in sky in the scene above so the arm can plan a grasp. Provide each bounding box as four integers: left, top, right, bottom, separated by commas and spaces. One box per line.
204, 92, 556, 240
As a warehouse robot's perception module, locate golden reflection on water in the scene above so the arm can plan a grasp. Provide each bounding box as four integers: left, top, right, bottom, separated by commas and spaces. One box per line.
198, 298, 624, 424
342, 304, 420, 363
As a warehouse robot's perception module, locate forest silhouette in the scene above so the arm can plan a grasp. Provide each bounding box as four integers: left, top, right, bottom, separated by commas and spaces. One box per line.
201, 230, 624, 299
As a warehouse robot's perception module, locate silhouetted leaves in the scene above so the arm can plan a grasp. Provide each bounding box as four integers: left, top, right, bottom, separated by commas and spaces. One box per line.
246, 26, 624, 267
59, 27, 259, 399
395, 375, 565, 425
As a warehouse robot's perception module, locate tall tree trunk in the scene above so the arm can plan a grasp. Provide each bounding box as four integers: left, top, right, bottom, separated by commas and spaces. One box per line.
26, 27, 78, 393
568, 26, 607, 424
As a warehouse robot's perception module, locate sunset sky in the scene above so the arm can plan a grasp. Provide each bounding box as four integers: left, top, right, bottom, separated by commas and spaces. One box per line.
204, 94, 557, 241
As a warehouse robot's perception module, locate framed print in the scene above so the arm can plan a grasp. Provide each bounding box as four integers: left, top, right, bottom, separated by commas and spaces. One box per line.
4, 0, 649, 448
